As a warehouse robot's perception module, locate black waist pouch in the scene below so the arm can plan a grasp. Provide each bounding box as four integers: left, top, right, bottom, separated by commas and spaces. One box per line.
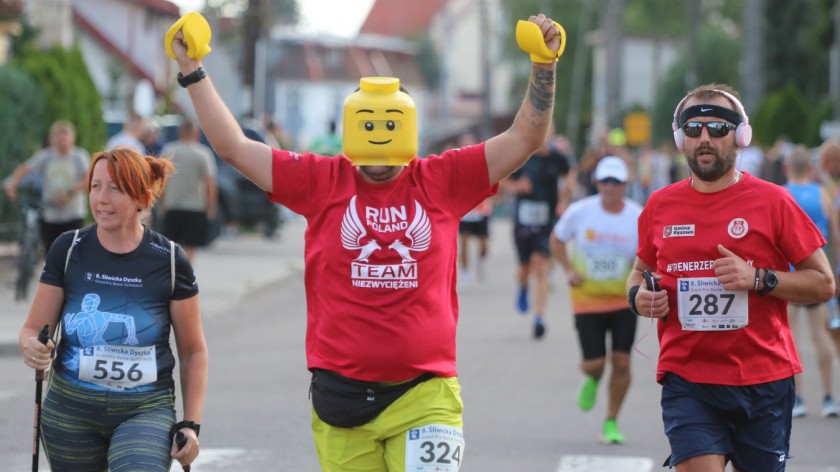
310, 368, 435, 428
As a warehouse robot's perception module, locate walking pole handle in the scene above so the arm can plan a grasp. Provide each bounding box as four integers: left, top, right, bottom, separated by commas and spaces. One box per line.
32, 324, 49, 472
175, 431, 191, 471
35, 325, 49, 381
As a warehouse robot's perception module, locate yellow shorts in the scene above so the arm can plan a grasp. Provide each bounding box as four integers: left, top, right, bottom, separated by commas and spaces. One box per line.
312, 376, 464, 471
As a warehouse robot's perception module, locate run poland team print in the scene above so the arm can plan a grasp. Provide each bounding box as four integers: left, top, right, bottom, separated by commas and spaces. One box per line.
342, 195, 432, 289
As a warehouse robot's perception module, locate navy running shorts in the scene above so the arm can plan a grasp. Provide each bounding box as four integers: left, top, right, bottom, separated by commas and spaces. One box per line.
661, 372, 794, 471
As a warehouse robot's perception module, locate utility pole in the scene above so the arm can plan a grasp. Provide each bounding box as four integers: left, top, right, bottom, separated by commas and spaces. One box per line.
740, 0, 765, 114
242, 0, 264, 117
541, 0, 551, 16
603, 0, 623, 129
685, 1, 700, 90
439, 0, 452, 138
566, 1, 593, 151
479, 0, 493, 140
832, 0, 840, 120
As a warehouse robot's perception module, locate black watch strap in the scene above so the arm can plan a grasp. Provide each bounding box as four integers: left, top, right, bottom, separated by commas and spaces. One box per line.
177, 67, 207, 88
171, 420, 201, 438
761, 268, 778, 294
627, 285, 641, 315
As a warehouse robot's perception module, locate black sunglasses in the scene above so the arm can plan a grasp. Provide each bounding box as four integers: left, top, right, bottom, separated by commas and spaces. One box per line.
598, 177, 624, 185
681, 121, 737, 138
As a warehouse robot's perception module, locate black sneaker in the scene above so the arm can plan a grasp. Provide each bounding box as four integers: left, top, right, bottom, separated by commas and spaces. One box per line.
533, 321, 546, 339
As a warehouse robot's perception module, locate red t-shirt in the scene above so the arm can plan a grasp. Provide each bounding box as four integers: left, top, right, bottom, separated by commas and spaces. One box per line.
268, 144, 497, 382
637, 173, 823, 385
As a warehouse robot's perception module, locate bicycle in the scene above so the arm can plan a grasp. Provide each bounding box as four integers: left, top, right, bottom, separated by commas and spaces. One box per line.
15, 184, 42, 301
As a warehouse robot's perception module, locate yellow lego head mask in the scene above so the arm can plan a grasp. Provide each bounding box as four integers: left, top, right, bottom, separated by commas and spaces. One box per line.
343, 77, 417, 166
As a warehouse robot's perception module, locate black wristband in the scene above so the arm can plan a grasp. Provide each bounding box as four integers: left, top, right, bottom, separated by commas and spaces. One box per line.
627, 285, 641, 316
177, 67, 207, 88
171, 420, 201, 438
754, 267, 760, 291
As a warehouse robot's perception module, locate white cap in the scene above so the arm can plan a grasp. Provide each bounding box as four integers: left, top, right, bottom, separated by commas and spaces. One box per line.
594, 156, 628, 182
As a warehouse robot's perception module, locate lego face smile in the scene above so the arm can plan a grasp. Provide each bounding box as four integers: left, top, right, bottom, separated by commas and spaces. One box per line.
357, 111, 405, 145
343, 77, 417, 166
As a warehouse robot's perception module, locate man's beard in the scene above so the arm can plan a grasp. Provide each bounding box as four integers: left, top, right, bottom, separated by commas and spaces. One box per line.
360, 165, 402, 183
686, 145, 737, 182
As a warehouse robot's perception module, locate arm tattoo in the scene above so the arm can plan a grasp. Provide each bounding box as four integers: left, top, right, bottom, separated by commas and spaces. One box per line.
527, 68, 555, 113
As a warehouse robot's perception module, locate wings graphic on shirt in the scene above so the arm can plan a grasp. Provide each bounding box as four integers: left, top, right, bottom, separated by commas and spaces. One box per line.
341, 195, 381, 262
389, 201, 432, 262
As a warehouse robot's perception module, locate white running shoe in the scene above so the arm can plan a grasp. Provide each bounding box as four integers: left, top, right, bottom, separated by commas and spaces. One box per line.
822, 397, 839, 418
792, 396, 807, 418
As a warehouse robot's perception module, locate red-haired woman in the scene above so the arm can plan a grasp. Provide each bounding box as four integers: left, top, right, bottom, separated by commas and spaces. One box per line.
19, 148, 208, 471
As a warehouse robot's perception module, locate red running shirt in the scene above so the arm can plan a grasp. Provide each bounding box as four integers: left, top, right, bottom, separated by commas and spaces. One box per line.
268, 144, 496, 382
637, 173, 823, 385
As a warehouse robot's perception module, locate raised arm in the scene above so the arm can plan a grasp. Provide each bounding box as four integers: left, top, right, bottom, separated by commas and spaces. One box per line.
169, 31, 273, 192
484, 14, 560, 185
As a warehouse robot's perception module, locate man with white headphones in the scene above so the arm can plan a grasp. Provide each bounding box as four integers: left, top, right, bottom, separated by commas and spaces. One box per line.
626, 83, 834, 471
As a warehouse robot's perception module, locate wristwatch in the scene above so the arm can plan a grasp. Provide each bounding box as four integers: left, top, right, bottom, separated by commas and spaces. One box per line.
177, 67, 207, 88
761, 269, 778, 294
171, 420, 201, 438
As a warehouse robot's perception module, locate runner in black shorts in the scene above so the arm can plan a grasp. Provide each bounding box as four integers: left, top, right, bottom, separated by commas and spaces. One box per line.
160, 120, 217, 262
164, 209, 210, 248
501, 132, 570, 338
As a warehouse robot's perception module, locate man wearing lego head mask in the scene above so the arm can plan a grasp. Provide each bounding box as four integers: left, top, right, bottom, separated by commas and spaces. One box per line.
169, 12, 562, 471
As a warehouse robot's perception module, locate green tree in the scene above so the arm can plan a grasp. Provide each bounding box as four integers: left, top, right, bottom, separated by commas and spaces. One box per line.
15, 45, 106, 153
0, 65, 45, 234
202, 0, 298, 91
752, 82, 812, 146
763, 0, 828, 103
652, 27, 741, 145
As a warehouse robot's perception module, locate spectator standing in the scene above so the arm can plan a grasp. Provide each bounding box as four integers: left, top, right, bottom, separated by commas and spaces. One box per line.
160, 120, 218, 261
628, 84, 834, 470
107, 113, 146, 154
4, 120, 90, 252
500, 130, 572, 338
550, 156, 642, 443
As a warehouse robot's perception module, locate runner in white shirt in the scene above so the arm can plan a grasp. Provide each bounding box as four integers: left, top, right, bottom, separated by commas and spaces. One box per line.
550, 156, 642, 444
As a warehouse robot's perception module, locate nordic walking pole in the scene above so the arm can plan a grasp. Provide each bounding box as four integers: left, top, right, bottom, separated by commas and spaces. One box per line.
175, 431, 191, 471
31, 324, 49, 472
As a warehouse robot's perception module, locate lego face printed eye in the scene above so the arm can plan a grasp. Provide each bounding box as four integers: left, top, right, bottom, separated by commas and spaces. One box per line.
357, 120, 403, 132
356, 119, 403, 144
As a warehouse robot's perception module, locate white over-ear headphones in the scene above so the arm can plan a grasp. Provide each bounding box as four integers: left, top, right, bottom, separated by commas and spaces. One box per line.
671, 89, 752, 152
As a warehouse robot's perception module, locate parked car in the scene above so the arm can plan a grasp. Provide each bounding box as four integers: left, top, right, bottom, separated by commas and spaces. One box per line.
105, 115, 282, 243
200, 118, 283, 241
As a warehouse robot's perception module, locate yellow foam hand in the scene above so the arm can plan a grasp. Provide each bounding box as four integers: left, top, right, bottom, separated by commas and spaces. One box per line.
515, 20, 566, 64
165, 12, 212, 60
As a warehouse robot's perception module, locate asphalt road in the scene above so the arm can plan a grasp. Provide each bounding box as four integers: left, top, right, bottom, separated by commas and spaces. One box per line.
0, 218, 838, 471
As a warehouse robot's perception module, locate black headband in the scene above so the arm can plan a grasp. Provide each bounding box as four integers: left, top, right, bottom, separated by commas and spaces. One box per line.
678, 104, 743, 127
